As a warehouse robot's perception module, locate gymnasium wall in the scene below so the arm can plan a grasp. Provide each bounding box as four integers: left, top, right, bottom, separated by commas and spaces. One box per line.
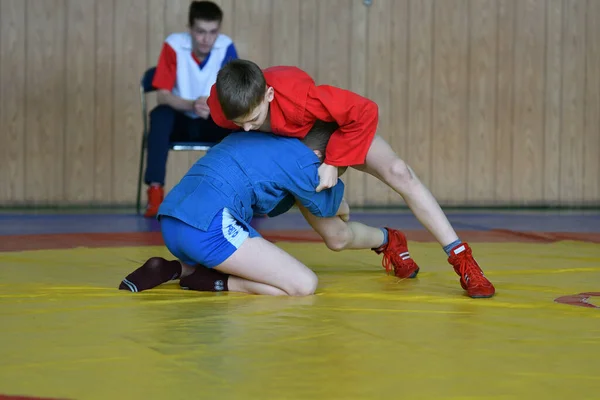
0, 0, 598, 207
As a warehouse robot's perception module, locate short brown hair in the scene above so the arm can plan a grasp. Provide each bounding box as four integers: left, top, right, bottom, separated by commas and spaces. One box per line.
216, 59, 266, 120
188, 1, 223, 26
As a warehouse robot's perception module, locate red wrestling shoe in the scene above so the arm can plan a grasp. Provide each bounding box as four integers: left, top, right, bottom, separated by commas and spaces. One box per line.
144, 185, 164, 218
373, 228, 420, 279
447, 242, 495, 298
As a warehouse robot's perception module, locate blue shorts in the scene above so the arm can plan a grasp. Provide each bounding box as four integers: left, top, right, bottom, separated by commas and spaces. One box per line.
160, 208, 250, 268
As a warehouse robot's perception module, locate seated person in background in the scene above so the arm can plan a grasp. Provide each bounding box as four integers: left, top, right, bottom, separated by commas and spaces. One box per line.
143, 1, 238, 217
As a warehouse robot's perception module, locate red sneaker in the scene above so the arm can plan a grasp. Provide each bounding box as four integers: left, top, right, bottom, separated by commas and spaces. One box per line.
373, 228, 420, 279
447, 243, 495, 298
144, 185, 164, 218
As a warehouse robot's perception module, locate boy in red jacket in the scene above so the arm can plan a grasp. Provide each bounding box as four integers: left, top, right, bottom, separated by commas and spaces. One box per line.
207, 60, 495, 298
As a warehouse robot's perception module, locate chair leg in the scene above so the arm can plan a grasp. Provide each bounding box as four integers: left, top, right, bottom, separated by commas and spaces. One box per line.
136, 133, 147, 215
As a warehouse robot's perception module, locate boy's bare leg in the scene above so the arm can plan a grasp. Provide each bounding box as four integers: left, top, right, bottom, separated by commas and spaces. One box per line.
120, 237, 318, 296
354, 135, 458, 247
355, 135, 495, 298
181, 264, 291, 296
180, 261, 290, 295
296, 203, 419, 278
297, 203, 383, 250
213, 236, 318, 296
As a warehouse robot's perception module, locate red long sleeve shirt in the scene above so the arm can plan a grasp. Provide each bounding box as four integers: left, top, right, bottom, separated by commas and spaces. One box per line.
207, 66, 378, 167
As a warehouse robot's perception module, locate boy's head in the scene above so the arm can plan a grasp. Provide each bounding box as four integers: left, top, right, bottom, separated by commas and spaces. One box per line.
216, 59, 274, 131
301, 121, 348, 177
188, 1, 223, 57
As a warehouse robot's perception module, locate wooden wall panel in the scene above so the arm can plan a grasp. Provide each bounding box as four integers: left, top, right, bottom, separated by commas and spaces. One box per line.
0, 0, 598, 207
432, 0, 469, 204
544, 0, 563, 203
25, 0, 66, 203
233, 0, 272, 67
512, 0, 545, 203
271, 1, 300, 66
93, 0, 114, 202
584, 0, 600, 202
388, 0, 409, 205
64, 0, 96, 203
560, 0, 586, 203
298, 0, 318, 80
406, 0, 434, 191
467, 0, 497, 203
0, 0, 26, 203
494, 0, 516, 202
112, 0, 147, 204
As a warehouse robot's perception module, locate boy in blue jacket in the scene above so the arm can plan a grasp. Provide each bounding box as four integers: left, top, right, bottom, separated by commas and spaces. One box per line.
119, 122, 412, 295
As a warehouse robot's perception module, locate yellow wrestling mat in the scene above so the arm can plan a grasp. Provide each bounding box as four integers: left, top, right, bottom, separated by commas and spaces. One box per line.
1, 241, 600, 399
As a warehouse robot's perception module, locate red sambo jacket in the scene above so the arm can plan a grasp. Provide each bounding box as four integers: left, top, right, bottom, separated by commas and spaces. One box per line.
207, 66, 378, 167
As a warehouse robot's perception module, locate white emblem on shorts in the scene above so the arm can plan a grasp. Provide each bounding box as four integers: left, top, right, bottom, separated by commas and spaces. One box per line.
221, 208, 249, 249
214, 280, 225, 291
226, 224, 239, 238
